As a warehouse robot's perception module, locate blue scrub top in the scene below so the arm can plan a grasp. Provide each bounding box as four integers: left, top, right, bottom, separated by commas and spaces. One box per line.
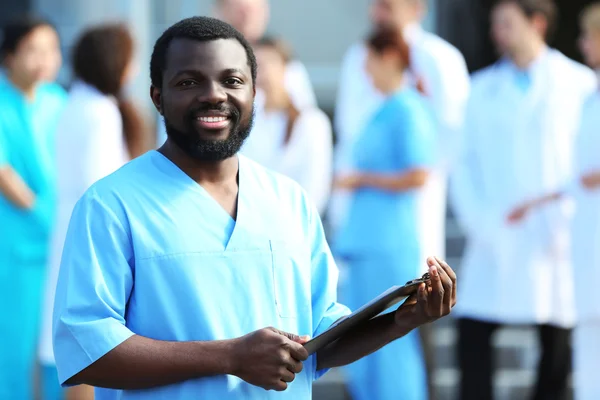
334, 87, 436, 256
53, 151, 350, 400
0, 74, 67, 265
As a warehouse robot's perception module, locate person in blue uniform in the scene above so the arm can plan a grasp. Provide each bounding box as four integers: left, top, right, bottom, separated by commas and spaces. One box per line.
0, 16, 67, 400
51, 17, 457, 400
334, 25, 437, 400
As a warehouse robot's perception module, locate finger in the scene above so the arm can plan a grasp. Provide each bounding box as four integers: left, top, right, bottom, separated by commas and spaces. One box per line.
427, 258, 444, 316
280, 368, 296, 383
431, 257, 453, 314
417, 283, 428, 312
435, 256, 457, 308
292, 335, 311, 344
272, 381, 288, 392
287, 358, 304, 374
288, 340, 309, 362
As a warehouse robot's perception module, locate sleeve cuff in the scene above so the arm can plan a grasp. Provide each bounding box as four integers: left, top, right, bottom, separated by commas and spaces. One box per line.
312, 303, 352, 381
54, 317, 135, 386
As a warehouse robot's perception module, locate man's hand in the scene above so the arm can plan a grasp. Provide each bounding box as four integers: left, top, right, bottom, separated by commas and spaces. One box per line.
394, 257, 457, 328
230, 327, 310, 391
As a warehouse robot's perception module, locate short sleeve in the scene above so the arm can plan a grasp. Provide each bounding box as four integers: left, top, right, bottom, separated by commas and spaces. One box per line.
52, 189, 135, 386
307, 202, 351, 380
394, 99, 436, 168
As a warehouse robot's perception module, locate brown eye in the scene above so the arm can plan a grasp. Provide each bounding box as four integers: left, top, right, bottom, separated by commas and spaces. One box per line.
179, 80, 197, 87
224, 78, 243, 86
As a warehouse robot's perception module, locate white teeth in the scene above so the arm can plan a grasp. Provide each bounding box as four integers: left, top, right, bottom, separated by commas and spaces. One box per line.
198, 116, 227, 122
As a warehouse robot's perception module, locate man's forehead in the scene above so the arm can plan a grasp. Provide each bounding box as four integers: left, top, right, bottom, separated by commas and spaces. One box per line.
165, 37, 249, 71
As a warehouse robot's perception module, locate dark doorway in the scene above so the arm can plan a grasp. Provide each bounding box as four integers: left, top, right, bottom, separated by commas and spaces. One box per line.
436, 0, 598, 73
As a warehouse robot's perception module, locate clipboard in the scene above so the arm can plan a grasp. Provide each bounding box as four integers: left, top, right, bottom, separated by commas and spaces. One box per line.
303, 272, 431, 355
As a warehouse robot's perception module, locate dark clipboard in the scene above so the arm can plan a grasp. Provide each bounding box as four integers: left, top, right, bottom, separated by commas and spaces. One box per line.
303, 272, 431, 355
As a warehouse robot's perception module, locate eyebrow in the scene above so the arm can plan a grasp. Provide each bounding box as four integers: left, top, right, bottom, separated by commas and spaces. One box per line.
170, 68, 248, 79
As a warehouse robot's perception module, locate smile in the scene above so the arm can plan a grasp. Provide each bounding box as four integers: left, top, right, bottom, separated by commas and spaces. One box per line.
196, 116, 228, 123
194, 115, 231, 130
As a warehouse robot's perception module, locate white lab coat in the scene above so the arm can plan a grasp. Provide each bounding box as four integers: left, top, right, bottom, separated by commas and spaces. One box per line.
567, 89, 600, 321
569, 87, 600, 400
331, 24, 470, 266
38, 81, 129, 365
241, 107, 333, 215
450, 49, 597, 327
155, 60, 317, 147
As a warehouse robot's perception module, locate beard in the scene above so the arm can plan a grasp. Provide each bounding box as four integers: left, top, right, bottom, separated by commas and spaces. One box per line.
163, 103, 255, 162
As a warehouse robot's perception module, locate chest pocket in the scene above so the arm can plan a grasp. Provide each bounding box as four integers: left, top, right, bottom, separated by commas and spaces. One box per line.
269, 240, 311, 319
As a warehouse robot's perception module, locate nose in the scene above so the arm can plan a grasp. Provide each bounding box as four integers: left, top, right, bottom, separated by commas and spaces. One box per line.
198, 80, 227, 105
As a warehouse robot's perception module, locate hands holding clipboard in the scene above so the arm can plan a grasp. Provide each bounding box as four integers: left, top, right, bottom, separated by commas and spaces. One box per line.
304, 256, 457, 355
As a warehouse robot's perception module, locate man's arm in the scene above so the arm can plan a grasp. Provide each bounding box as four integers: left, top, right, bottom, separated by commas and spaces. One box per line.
66, 335, 234, 389
316, 257, 456, 370
67, 328, 308, 391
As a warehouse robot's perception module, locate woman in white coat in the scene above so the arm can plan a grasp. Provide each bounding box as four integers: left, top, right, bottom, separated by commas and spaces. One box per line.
450, 1, 597, 399
241, 37, 333, 216
507, 4, 600, 399
38, 23, 147, 400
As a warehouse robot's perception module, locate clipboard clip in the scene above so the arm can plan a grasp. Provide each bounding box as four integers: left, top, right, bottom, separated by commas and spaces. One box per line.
405, 272, 431, 286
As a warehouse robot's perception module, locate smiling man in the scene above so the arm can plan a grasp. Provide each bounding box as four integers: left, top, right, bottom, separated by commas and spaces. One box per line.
51, 17, 456, 400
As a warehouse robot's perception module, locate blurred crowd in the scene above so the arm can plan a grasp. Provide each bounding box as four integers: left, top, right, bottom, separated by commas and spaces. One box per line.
1, 0, 600, 399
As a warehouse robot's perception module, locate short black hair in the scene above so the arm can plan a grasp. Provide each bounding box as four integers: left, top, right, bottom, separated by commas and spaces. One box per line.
495, 0, 558, 41
1, 14, 56, 62
150, 16, 257, 89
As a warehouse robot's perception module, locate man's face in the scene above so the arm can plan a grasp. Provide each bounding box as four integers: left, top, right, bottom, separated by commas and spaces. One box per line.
216, 0, 269, 43
579, 25, 600, 70
152, 38, 255, 161
369, 0, 421, 29
491, 2, 540, 57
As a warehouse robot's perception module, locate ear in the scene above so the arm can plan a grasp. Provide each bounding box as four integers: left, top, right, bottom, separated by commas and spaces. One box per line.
150, 85, 162, 115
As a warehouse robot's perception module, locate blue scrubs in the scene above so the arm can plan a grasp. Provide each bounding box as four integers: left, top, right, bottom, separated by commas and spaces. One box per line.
334, 87, 436, 400
52, 151, 350, 399
0, 75, 67, 399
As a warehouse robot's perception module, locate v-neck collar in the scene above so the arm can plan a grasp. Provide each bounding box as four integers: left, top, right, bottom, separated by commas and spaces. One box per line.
151, 150, 246, 251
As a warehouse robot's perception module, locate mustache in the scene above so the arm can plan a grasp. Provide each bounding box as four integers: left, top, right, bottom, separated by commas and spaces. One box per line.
187, 104, 241, 121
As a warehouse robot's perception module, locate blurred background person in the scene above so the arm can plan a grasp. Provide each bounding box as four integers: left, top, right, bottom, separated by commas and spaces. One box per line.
0, 15, 67, 400
331, 1, 469, 395
332, 0, 469, 261
156, 0, 317, 146
450, 0, 597, 399
213, 0, 316, 111
37, 22, 147, 400
505, 3, 600, 399
241, 37, 332, 216
332, 25, 436, 400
